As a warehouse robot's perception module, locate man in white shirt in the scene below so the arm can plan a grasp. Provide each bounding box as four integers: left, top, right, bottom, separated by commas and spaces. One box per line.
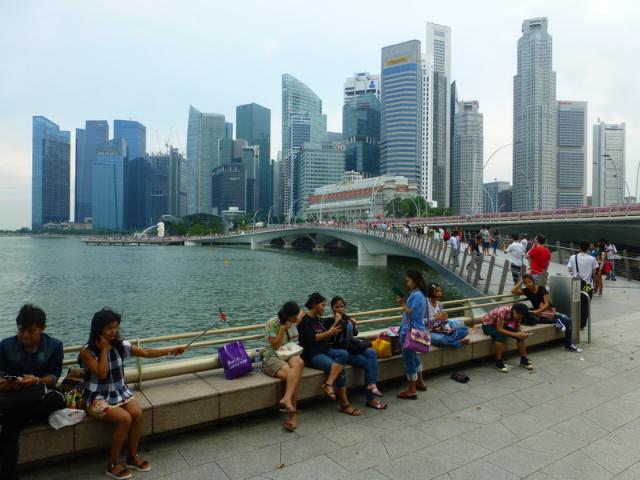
449, 234, 460, 268
504, 234, 525, 283
605, 240, 618, 280
567, 241, 599, 286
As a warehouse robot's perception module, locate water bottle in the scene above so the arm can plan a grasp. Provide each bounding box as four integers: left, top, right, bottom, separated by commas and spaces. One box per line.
254, 349, 263, 373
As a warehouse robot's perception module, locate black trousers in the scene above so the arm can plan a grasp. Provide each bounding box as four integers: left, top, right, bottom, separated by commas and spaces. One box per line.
0, 390, 65, 480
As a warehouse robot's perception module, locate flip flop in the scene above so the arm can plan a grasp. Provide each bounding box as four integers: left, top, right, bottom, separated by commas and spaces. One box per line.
366, 400, 388, 410
278, 407, 299, 414
283, 420, 296, 432
320, 383, 336, 400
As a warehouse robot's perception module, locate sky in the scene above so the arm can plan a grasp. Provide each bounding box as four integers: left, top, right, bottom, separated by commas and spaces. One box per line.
1, 0, 638, 229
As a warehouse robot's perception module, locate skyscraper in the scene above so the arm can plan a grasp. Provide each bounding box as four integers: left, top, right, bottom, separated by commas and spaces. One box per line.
239, 145, 260, 213
380, 40, 422, 185
296, 142, 346, 217
557, 101, 587, 207
92, 138, 127, 231
75, 120, 108, 222
32, 116, 70, 231
236, 103, 271, 213
513, 17, 557, 211
425, 22, 452, 207
483, 181, 512, 213
148, 146, 186, 223
186, 106, 226, 214
451, 101, 483, 215
343, 73, 381, 177
114, 120, 148, 228
593, 121, 626, 206
225, 122, 233, 140
212, 163, 246, 213
281, 74, 326, 217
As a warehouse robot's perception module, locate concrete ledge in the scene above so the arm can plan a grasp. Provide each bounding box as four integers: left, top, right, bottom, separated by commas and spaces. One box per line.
18, 322, 563, 466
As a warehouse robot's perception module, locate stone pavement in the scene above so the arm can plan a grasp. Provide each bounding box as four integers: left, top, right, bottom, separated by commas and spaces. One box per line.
22, 279, 640, 480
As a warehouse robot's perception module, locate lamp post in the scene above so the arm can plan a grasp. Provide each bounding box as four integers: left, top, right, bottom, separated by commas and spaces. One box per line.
515, 168, 532, 212
252, 209, 261, 231
287, 198, 307, 225
266, 205, 274, 228
483, 142, 521, 170
408, 197, 421, 218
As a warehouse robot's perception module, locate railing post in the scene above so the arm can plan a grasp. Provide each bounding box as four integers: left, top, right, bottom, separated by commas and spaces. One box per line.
569, 242, 575, 253
498, 259, 510, 295
136, 338, 143, 391
623, 250, 632, 281
459, 248, 469, 277
556, 241, 564, 264
446, 243, 453, 268
484, 254, 496, 294
472, 255, 483, 286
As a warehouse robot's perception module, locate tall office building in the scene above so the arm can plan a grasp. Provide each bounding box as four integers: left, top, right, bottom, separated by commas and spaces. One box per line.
425, 22, 452, 207
239, 145, 260, 213
451, 101, 483, 215
593, 121, 626, 206
225, 122, 233, 140
114, 120, 148, 229
296, 142, 346, 216
212, 164, 246, 213
92, 138, 127, 231
344, 72, 380, 101
148, 147, 186, 223
281, 74, 326, 217
236, 103, 271, 213
513, 17, 557, 211
75, 120, 108, 222
186, 106, 226, 214
271, 158, 280, 219
342, 90, 381, 177
380, 40, 422, 186
557, 101, 587, 207
32, 116, 70, 231
450, 81, 458, 199
483, 181, 512, 213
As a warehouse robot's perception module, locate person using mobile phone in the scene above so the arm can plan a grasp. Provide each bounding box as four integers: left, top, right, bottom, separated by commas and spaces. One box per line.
0, 304, 66, 480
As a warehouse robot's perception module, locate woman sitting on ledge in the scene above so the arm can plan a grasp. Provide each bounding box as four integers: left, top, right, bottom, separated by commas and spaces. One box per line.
426, 283, 470, 349
79, 308, 185, 480
298, 292, 361, 416
262, 301, 305, 432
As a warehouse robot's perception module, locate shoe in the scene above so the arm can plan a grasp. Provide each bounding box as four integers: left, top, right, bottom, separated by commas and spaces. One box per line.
554, 318, 566, 332
519, 358, 534, 370
495, 360, 508, 373
566, 345, 582, 353
612, 278, 617, 281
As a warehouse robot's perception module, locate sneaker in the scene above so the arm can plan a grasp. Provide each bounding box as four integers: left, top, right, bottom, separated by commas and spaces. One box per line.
565, 345, 582, 353
519, 358, 534, 370
495, 360, 508, 373
554, 318, 566, 332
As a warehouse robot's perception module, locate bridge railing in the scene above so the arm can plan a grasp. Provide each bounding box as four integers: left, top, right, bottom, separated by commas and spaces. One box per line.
550, 241, 640, 282
59, 292, 521, 388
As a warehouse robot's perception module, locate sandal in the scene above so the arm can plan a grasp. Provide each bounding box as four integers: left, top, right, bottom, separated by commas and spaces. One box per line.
320, 383, 336, 401
125, 454, 151, 472
106, 463, 132, 480
396, 391, 418, 400
367, 385, 384, 397
283, 420, 297, 432
339, 404, 362, 416
366, 400, 388, 410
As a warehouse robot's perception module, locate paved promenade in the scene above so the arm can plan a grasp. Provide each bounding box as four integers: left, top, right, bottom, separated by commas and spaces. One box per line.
23, 275, 640, 479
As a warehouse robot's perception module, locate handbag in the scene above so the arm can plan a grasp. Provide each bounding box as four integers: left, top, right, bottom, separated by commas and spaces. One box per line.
347, 337, 371, 355
218, 340, 254, 380
574, 255, 593, 297
371, 337, 392, 358
403, 327, 431, 354
276, 342, 303, 360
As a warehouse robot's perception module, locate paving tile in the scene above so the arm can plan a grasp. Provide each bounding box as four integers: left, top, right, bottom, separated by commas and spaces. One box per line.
179, 435, 258, 466
419, 437, 491, 466
549, 415, 609, 443
446, 404, 505, 425
377, 451, 458, 480
320, 422, 385, 447
611, 460, 640, 479
525, 403, 581, 424
217, 444, 281, 480
461, 422, 520, 452
357, 409, 423, 432
465, 384, 517, 400
157, 461, 231, 480
582, 405, 640, 432
513, 429, 587, 457
500, 412, 555, 439
223, 421, 297, 448
580, 438, 640, 475
337, 468, 390, 480
280, 432, 339, 466
414, 416, 482, 440
541, 450, 613, 480
263, 455, 347, 480
380, 426, 440, 458
448, 459, 519, 480
327, 439, 390, 472
484, 446, 560, 477
400, 397, 451, 421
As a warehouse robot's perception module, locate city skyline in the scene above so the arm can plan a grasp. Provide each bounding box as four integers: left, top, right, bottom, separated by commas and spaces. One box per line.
1, 0, 638, 228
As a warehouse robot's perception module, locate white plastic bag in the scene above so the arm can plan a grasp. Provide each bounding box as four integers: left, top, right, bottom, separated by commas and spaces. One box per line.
48, 408, 86, 430
275, 342, 303, 360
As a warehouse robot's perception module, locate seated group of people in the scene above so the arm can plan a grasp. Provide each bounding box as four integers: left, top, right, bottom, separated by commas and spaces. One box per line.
0, 272, 580, 479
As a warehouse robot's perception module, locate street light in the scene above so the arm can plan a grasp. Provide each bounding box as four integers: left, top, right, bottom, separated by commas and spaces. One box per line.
252, 209, 261, 231
287, 198, 307, 225
483, 142, 521, 170
266, 205, 274, 228
408, 197, 421, 218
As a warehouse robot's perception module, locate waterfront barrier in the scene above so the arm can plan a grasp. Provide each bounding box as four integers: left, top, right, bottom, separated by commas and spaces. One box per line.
19, 290, 579, 467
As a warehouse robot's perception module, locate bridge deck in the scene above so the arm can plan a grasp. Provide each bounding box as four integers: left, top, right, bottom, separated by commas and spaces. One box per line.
22, 278, 640, 480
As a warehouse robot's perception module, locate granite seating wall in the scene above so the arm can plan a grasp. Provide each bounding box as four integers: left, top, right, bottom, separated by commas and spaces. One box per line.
18, 320, 565, 466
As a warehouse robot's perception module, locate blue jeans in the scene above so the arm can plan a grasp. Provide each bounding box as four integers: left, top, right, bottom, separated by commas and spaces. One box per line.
308, 348, 348, 387
347, 348, 378, 401
430, 326, 470, 349
536, 312, 573, 347
400, 332, 421, 381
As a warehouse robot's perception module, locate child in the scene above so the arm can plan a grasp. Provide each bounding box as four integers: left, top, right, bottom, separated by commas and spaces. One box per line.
481, 303, 533, 373
79, 308, 185, 479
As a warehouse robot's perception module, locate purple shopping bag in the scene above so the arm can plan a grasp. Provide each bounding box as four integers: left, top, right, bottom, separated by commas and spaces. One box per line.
218, 341, 253, 379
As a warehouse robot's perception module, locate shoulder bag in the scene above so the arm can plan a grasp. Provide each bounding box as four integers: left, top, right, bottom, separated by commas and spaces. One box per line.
403, 314, 430, 354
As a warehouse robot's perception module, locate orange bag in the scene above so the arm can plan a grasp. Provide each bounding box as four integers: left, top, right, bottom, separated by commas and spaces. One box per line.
371, 336, 392, 358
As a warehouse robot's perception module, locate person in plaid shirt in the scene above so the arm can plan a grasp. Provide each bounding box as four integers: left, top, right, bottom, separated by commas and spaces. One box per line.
79, 309, 185, 479
481, 303, 533, 373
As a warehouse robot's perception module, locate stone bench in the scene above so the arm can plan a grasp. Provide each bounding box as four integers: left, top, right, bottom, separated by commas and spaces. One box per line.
18, 321, 565, 466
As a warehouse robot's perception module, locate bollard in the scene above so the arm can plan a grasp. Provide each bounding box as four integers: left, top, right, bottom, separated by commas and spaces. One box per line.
623, 250, 632, 281
484, 255, 496, 294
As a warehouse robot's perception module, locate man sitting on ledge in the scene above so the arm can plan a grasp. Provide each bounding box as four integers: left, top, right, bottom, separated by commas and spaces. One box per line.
481, 303, 534, 373
0, 304, 65, 480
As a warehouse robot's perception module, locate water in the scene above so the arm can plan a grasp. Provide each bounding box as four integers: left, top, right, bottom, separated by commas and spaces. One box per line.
0, 236, 463, 348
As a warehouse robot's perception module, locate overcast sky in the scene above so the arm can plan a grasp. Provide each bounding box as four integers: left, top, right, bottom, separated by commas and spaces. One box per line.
1, 0, 638, 229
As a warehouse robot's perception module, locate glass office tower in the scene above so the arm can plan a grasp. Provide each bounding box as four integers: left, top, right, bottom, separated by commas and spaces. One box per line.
92, 138, 127, 231
75, 120, 108, 222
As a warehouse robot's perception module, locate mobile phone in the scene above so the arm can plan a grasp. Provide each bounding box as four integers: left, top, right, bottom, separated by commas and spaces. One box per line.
3, 375, 18, 382
392, 287, 405, 298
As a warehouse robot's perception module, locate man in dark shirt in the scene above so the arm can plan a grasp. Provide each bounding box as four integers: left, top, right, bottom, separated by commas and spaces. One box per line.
0, 304, 65, 480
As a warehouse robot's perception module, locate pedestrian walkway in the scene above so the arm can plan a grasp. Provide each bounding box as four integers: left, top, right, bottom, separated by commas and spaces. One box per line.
21, 278, 640, 480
